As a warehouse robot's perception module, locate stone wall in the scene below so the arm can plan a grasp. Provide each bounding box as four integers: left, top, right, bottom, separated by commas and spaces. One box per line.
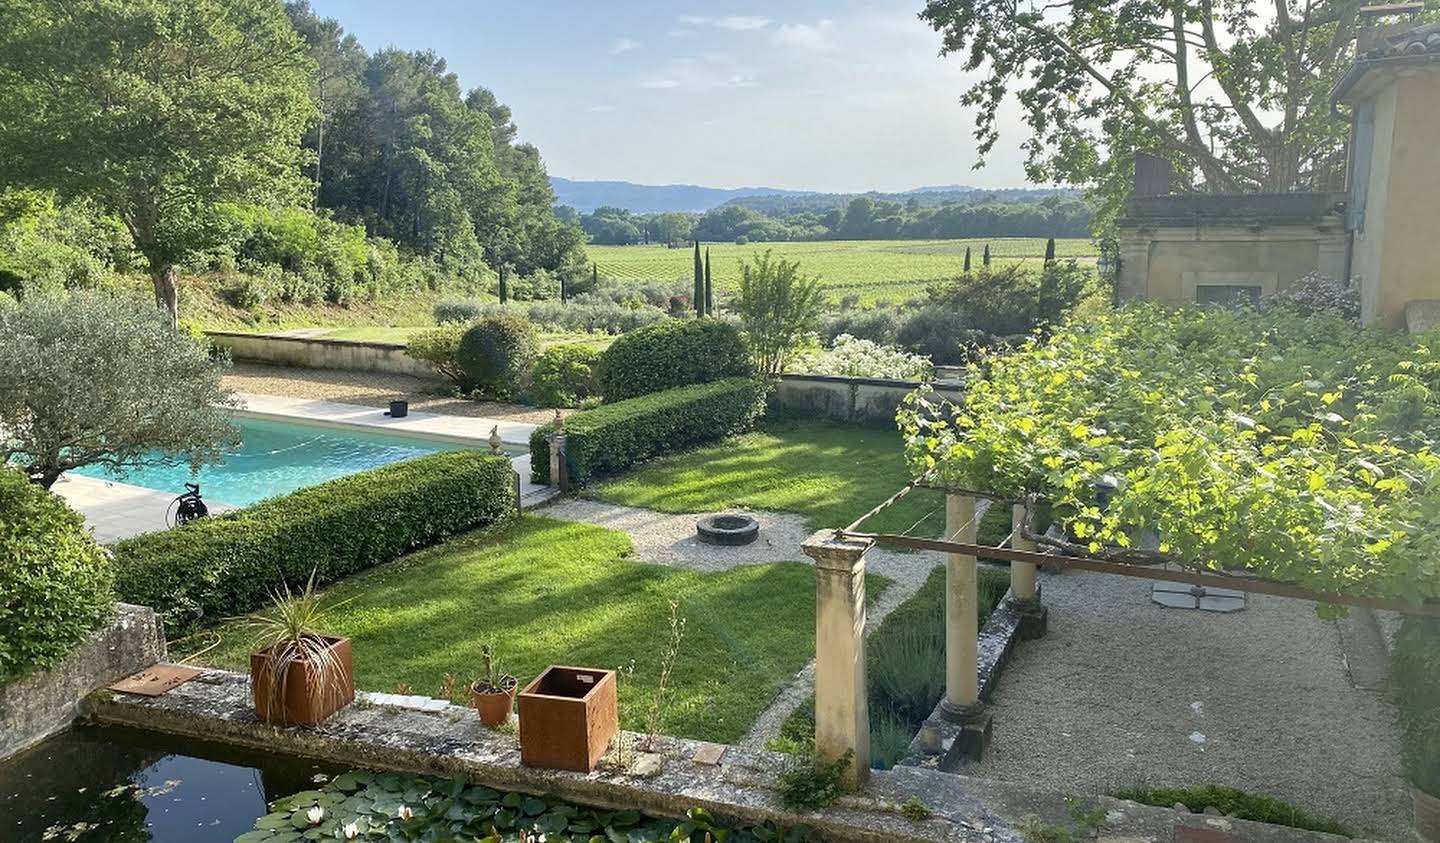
773, 374, 962, 423
208, 332, 437, 379
0, 603, 164, 760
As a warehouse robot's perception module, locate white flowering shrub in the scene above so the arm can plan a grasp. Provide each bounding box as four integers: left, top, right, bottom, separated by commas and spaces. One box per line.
793, 334, 933, 381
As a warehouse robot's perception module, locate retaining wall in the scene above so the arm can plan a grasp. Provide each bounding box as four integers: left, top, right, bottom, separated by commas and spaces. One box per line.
1, 603, 164, 760
208, 332, 436, 379
773, 374, 963, 422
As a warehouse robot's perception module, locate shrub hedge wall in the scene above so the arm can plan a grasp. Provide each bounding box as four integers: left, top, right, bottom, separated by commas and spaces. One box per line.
0, 469, 114, 682
112, 451, 517, 632
531, 377, 767, 485
596, 319, 750, 401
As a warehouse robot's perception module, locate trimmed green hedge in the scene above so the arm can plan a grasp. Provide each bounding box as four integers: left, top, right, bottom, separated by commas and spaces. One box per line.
596, 319, 751, 401
531, 378, 767, 486
1, 469, 114, 682
112, 451, 517, 632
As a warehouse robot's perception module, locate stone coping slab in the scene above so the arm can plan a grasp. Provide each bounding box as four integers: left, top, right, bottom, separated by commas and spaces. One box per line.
82, 668, 1363, 843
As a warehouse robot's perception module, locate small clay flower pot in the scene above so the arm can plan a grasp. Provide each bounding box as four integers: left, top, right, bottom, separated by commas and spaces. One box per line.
470, 678, 517, 727
249, 635, 354, 726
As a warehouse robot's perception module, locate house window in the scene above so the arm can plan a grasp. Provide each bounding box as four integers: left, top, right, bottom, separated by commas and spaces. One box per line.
1195, 284, 1261, 308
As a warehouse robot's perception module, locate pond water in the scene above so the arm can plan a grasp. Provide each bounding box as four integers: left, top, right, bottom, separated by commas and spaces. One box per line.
0, 725, 336, 843
68, 415, 467, 507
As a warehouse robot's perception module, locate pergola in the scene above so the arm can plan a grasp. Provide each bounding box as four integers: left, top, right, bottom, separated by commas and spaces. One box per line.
800, 478, 1440, 786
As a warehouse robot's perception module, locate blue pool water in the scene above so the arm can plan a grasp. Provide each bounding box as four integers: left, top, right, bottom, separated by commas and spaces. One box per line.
70, 416, 463, 507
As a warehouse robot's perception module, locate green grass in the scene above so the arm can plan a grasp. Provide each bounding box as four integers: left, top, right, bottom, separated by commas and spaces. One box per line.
185, 515, 886, 744
586, 418, 947, 538
585, 238, 1098, 305
1109, 785, 1350, 836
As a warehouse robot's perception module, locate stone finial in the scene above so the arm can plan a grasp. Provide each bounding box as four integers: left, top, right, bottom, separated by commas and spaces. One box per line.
553, 409, 565, 434
487, 425, 503, 455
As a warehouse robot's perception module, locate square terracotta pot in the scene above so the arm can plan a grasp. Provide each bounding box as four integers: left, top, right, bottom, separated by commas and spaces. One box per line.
249, 635, 355, 726
518, 666, 618, 772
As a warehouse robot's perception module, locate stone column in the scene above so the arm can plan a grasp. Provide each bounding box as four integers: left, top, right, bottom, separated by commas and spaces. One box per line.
801, 530, 872, 786
942, 493, 979, 716
547, 411, 569, 492
1010, 503, 1037, 602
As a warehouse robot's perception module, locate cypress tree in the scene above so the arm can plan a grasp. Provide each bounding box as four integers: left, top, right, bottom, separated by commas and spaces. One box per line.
704, 248, 714, 316
560, 274, 567, 304
1044, 237, 1056, 266
963, 247, 972, 273
499, 265, 509, 304
693, 240, 704, 316
592, 262, 599, 288
983, 244, 991, 267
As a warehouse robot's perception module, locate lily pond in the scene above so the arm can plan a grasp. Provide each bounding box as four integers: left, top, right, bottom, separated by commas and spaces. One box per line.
3, 727, 809, 843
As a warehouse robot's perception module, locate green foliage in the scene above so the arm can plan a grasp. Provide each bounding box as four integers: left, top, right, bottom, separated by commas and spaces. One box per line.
896, 305, 990, 366
111, 451, 516, 632
0, 0, 316, 319
405, 322, 470, 388
900, 797, 932, 822
238, 769, 812, 843
0, 469, 113, 682
1263, 272, 1361, 324
597, 318, 751, 401
823, 306, 901, 346
0, 292, 239, 488
434, 297, 486, 324
734, 251, 824, 378
794, 335, 933, 381
530, 378, 767, 486
530, 344, 600, 408
457, 312, 540, 399
900, 303, 1440, 602
1393, 617, 1440, 797
1110, 784, 1350, 835
1018, 798, 1107, 843
777, 751, 853, 812
449, 298, 669, 336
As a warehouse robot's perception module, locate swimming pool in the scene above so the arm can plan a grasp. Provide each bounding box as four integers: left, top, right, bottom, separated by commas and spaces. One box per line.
70, 415, 472, 507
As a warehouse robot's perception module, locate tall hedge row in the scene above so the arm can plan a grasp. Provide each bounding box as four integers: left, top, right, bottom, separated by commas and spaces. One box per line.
531, 378, 767, 485
112, 451, 517, 632
596, 319, 751, 401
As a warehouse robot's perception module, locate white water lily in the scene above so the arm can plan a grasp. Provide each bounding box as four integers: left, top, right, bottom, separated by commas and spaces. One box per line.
342, 821, 360, 839
306, 805, 325, 825
397, 804, 414, 821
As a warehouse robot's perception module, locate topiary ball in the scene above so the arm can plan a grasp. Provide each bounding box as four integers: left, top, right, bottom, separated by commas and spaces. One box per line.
456, 312, 540, 400
0, 468, 113, 681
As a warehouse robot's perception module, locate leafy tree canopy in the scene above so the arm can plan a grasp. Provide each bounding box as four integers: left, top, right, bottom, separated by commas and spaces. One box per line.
0, 0, 316, 323
919, 0, 1440, 230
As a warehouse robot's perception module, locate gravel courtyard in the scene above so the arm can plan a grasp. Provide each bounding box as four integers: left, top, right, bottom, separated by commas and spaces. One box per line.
971, 567, 1409, 839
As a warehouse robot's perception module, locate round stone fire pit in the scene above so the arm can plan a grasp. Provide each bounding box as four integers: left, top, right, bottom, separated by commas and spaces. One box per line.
696, 513, 760, 546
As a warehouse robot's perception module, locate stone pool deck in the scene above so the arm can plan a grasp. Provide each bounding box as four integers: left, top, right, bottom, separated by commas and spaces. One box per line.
58, 395, 546, 543
82, 667, 1367, 843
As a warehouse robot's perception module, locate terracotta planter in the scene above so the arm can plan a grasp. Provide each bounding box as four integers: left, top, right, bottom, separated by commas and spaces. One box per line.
249, 635, 355, 726
1416, 786, 1440, 843
518, 666, 617, 772
470, 680, 516, 727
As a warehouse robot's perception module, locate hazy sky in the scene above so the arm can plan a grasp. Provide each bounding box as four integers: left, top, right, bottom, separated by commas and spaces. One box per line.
307, 0, 1032, 193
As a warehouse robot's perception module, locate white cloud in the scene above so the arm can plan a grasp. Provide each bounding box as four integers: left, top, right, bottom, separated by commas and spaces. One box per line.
679, 15, 770, 31
775, 20, 837, 51
642, 78, 681, 89
587, 104, 617, 113
611, 37, 640, 55
667, 28, 695, 38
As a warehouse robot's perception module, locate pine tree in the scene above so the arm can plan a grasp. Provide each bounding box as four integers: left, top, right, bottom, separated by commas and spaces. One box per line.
963, 247, 972, 273
693, 240, 704, 316
704, 248, 714, 316
983, 244, 991, 267
1044, 237, 1056, 266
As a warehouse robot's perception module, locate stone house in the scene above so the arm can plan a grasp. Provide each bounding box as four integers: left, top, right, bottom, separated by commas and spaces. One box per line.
1116, 16, 1440, 330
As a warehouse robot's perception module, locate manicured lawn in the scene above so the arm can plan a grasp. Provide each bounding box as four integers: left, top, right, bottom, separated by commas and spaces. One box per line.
189, 515, 886, 744
586, 419, 947, 537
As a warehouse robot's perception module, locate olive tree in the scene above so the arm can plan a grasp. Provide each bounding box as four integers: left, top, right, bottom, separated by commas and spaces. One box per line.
0, 293, 240, 488
733, 251, 824, 379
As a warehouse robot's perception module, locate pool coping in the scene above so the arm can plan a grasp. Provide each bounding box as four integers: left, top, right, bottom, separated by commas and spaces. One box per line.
233, 393, 537, 448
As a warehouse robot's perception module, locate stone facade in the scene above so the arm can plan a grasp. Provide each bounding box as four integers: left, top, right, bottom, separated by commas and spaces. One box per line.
0, 603, 164, 760
773, 374, 963, 423
208, 332, 436, 379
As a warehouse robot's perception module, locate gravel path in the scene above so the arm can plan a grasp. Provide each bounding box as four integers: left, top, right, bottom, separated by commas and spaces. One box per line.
971, 567, 1409, 840
223, 362, 567, 426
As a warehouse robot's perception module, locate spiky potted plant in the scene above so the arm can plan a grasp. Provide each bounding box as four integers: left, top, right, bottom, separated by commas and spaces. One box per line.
245, 573, 355, 727
470, 642, 518, 727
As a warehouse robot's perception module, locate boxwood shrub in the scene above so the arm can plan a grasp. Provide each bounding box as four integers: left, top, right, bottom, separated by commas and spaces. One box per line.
0, 469, 114, 682
531, 377, 767, 485
112, 451, 517, 632
596, 319, 750, 401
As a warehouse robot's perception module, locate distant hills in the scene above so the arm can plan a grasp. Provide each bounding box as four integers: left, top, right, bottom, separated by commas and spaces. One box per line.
550, 177, 1077, 215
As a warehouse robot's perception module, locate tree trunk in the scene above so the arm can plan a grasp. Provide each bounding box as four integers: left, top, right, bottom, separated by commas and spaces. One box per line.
34, 465, 64, 490
152, 264, 179, 329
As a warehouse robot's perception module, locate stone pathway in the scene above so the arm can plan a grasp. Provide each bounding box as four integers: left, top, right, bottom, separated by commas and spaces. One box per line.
968, 566, 1410, 841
